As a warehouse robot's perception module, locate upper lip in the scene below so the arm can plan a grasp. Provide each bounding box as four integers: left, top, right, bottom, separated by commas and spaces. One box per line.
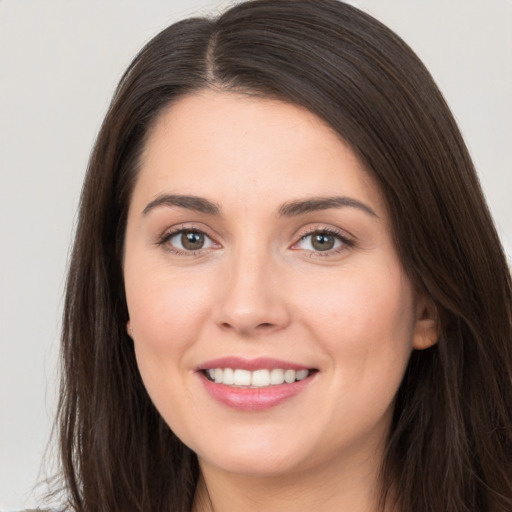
196, 357, 313, 372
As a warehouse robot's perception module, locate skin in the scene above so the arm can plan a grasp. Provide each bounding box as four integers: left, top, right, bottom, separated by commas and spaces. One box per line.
123, 90, 438, 512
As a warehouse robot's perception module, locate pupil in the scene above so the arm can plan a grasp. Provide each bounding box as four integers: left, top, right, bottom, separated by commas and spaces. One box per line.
181, 231, 204, 250
312, 233, 334, 251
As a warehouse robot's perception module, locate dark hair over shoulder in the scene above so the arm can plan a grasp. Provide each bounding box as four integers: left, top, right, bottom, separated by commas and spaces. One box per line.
53, 1, 512, 510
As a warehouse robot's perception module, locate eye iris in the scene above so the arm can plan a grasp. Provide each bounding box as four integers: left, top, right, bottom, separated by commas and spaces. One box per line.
181, 231, 204, 250
311, 233, 335, 251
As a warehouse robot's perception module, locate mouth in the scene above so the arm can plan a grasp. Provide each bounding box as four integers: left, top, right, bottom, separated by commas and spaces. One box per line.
202, 367, 314, 388
196, 358, 318, 411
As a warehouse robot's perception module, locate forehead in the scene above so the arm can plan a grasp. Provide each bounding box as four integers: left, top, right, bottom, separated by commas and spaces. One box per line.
134, 90, 384, 216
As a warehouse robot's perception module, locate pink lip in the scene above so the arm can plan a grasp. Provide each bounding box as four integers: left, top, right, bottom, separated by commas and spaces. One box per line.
196, 357, 317, 412
197, 357, 311, 372
200, 376, 314, 411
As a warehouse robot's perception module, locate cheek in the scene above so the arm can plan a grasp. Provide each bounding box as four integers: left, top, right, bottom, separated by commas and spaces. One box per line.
125, 267, 215, 426
125, 264, 213, 351
295, 261, 416, 386
302, 262, 413, 327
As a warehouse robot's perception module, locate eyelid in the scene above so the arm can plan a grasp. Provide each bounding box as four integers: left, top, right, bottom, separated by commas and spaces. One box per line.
291, 224, 355, 255
156, 223, 221, 255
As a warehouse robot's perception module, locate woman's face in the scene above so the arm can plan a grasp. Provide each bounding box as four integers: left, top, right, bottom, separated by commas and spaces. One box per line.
124, 90, 436, 479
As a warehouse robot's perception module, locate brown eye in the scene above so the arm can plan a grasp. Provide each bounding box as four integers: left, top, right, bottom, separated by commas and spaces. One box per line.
311, 233, 336, 251
181, 231, 205, 250
166, 229, 216, 253
294, 230, 346, 253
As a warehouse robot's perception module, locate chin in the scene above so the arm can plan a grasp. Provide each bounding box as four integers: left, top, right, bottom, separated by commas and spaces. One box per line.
199, 451, 308, 478
191, 429, 314, 477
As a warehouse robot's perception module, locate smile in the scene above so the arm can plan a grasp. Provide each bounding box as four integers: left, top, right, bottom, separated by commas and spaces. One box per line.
204, 368, 311, 388
197, 358, 317, 411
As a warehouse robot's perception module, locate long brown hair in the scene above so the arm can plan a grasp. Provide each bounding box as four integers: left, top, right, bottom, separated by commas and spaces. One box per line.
54, 0, 512, 510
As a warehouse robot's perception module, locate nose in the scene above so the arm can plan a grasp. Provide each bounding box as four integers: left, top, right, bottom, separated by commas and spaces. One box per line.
213, 247, 291, 337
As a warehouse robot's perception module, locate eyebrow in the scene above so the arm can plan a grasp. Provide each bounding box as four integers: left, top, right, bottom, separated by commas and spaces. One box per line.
142, 194, 377, 218
278, 196, 378, 218
143, 194, 221, 216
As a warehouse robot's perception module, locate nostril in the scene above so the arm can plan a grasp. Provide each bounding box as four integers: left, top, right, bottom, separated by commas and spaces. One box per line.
219, 321, 278, 333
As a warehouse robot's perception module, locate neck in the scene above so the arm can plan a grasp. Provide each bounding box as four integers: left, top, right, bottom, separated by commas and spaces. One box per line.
192, 447, 397, 512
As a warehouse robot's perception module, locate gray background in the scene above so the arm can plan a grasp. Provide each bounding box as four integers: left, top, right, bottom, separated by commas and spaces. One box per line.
1, 0, 511, 508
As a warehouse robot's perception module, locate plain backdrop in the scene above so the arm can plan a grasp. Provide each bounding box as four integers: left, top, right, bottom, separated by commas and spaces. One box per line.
1, 0, 511, 509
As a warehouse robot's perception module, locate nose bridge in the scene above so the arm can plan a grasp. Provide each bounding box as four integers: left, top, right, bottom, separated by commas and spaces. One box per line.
215, 237, 289, 335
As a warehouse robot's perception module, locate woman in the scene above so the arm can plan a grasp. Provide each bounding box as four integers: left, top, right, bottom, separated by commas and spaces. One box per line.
53, 0, 512, 510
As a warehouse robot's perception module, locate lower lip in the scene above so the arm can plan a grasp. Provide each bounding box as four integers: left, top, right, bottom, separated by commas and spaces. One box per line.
199, 372, 315, 411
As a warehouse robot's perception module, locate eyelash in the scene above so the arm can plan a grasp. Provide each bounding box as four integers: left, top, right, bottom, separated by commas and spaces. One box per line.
293, 226, 355, 257
156, 225, 355, 257
156, 225, 219, 256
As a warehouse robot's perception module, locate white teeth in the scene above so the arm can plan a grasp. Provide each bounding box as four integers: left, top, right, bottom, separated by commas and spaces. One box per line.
295, 369, 309, 381
270, 368, 285, 385
251, 369, 270, 387
223, 367, 234, 385
233, 369, 252, 386
284, 369, 295, 384
205, 368, 311, 387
